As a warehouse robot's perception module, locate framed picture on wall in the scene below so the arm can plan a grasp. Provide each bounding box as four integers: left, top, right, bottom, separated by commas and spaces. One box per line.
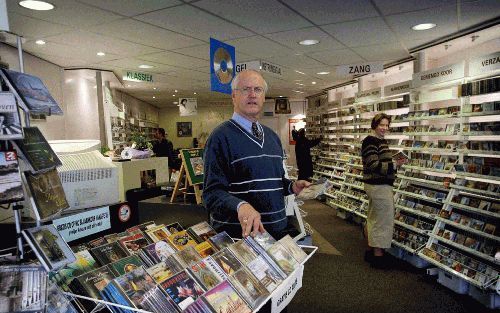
177, 122, 192, 137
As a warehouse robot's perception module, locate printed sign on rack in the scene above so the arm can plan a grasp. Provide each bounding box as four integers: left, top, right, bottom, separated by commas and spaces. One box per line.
384, 80, 412, 97
412, 61, 465, 88
355, 87, 381, 102
52, 206, 111, 242
337, 62, 383, 77
235, 60, 261, 73
271, 265, 304, 313
261, 61, 283, 76
469, 51, 500, 77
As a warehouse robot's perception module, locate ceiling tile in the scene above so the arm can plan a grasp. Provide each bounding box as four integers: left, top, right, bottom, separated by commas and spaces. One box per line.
263, 54, 326, 69
29, 52, 89, 68
307, 49, 364, 66
44, 30, 162, 57
372, 0, 456, 15
77, 0, 182, 16
138, 51, 208, 69
226, 36, 292, 59
353, 43, 410, 61
8, 12, 75, 39
97, 58, 178, 74
7, 0, 123, 27
282, 0, 379, 25
385, 4, 459, 49
136, 5, 254, 41
171, 44, 210, 59
265, 27, 345, 53
86, 18, 205, 50
193, 0, 312, 33
322, 17, 398, 48
459, 0, 500, 30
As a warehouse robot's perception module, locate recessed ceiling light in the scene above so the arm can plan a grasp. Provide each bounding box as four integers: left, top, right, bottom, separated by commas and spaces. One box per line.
279, 96, 283, 97
295, 70, 305, 75
312, 81, 317, 85
194, 92, 197, 95
293, 90, 304, 93
174, 89, 178, 93
153, 96, 156, 99
139, 64, 154, 69
97, 52, 105, 56
19, 0, 54, 10
298, 39, 320, 46
296, 83, 304, 86
153, 87, 157, 90
35, 39, 45, 45
172, 94, 175, 97
317, 71, 330, 75
412, 23, 436, 31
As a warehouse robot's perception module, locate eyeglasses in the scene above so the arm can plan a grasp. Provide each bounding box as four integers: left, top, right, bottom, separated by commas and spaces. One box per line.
235, 87, 265, 95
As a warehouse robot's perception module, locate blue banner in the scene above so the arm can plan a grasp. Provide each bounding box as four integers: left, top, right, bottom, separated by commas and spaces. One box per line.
210, 38, 235, 94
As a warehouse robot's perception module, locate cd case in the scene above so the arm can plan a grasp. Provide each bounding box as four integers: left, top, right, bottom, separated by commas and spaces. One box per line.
296, 178, 332, 200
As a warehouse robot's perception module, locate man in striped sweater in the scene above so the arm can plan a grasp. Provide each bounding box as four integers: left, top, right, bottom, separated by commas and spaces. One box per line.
203, 70, 310, 239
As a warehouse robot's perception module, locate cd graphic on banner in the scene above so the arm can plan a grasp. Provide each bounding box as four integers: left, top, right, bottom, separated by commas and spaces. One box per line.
213, 47, 234, 84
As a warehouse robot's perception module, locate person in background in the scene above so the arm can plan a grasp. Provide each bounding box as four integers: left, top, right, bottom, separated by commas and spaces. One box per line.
153, 128, 174, 178
295, 128, 321, 181
203, 70, 311, 240
361, 113, 407, 268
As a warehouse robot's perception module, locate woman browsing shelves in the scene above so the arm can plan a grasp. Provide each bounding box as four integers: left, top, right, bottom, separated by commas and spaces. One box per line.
361, 113, 407, 268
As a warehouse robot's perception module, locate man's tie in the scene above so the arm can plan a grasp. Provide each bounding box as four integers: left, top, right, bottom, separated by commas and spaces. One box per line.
252, 122, 263, 140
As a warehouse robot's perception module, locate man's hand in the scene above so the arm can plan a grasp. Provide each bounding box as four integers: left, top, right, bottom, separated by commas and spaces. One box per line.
238, 203, 265, 237
292, 180, 311, 195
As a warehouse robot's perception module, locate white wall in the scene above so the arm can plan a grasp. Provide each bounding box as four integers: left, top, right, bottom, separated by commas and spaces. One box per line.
0, 43, 66, 139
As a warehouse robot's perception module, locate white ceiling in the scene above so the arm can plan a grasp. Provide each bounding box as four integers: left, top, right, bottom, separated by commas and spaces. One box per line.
4, 0, 500, 108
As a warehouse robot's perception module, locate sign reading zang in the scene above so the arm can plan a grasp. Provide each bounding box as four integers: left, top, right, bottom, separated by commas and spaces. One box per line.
412, 61, 464, 88
123, 71, 154, 83
337, 62, 383, 76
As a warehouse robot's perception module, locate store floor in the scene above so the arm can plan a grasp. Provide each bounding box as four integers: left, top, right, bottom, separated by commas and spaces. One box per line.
288, 200, 492, 313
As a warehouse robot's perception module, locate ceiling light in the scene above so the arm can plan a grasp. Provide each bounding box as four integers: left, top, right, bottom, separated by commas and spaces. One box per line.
411, 23, 436, 31
174, 101, 178, 105
194, 92, 197, 95
295, 70, 305, 75
317, 71, 330, 75
298, 39, 320, 46
296, 83, 304, 86
311, 81, 316, 85
174, 89, 178, 93
279, 96, 283, 97
97, 52, 105, 56
153, 96, 156, 99
139, 64, 154, 69
153, 87, 157, 90
293, 90, 304, 93
35, 39, 45, 45
172, 94, 175, 97
19, 1, 54, 10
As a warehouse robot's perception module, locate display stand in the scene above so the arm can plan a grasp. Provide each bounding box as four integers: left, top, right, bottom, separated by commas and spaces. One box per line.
170, 148, 204, 204
62, 244, 317, 313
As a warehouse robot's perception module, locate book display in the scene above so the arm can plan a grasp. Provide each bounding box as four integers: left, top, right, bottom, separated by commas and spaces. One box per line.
308, 53, 500, 300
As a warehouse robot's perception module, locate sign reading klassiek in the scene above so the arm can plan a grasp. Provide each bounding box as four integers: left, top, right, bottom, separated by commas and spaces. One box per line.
271, 265, 304, 313
123, 71, 154, 83
469, 51, 500, 77
337, 62, 383, 76
52, 206, 111, 242
384, 80, 412, 97
412, 61, 465, 88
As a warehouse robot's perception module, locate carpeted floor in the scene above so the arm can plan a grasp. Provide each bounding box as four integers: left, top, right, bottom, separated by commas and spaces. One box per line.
288, 200, 493, 313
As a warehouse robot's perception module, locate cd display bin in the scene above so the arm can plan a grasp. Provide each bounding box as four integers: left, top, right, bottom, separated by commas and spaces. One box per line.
63, 244, 318, 313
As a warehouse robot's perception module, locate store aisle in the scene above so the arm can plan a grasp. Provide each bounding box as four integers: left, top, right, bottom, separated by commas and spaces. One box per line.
288, 200, 491, 313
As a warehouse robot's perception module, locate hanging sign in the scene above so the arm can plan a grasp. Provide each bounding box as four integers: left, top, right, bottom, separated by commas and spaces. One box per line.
384, 80, 412, 97
261, 61, 283, 76
235, 60, 261, 73
355, 87, 381, 102
469, 52, 500, 77
53, 206, 111, 242
210, 38, 235, 94
412, 61, 464, 88
271, 265, 304, 313
123, 71, 154, 83
337, 62, 383, 76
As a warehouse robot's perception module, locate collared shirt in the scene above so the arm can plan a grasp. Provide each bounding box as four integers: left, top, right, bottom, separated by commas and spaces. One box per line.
232, 112, 261, 134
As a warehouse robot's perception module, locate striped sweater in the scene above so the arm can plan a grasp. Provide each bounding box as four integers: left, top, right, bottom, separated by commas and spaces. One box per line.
361, 135, 395, 185
203, 119, 293, 232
